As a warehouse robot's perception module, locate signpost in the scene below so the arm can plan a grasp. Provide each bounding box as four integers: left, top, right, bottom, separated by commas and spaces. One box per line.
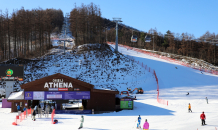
120, 98, 133, 109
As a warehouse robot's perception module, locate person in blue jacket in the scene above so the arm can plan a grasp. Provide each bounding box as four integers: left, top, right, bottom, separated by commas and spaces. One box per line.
23, 107, 26, 112
17, 105, 20, 111
137, 115, 141, 128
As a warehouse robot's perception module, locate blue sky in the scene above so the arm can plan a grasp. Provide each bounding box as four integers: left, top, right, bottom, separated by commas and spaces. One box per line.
1, 0, 217, 38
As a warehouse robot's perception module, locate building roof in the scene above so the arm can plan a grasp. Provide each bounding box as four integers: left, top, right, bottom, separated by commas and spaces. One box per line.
8, 91, 24, 100
21, 73, 94, 90
20, 73, 119, 94
92, 89, 119, 94
116, 94, 135, 99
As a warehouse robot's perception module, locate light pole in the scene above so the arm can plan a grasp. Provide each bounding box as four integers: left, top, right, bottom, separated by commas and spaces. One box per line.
113, 18, 122, 52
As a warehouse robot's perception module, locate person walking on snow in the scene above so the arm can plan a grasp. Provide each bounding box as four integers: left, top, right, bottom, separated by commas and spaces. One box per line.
205, 97, 208, 104
32, 110, 36, 121
137, 115, 141, 129
188, 103, 192, 112
200, 111, 206, 125
78, 115, 84, 129
143, 119, 149, 130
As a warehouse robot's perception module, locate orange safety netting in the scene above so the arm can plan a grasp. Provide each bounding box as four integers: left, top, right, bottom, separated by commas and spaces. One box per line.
107, 42, 218, 75
107, 42, 168, 105
12, 108, 31, 125
51, 109, 56, 124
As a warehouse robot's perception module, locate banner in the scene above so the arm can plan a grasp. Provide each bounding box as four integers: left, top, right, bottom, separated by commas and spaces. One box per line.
25, 91, 90, 100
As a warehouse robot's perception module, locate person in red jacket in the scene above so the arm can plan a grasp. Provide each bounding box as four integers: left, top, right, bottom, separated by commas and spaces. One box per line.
200, 111, 206, 125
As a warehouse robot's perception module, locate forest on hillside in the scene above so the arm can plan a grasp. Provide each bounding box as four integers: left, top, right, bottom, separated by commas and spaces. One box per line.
0, 7, 64, 61
0, 3, 218, 66
69, 3, 218, 66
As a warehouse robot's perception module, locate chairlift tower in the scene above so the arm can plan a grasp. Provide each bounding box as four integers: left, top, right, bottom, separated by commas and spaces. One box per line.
113, 18, 122, 52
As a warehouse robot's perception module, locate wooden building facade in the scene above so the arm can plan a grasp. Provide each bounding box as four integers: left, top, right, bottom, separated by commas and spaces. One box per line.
8, 73, 119, 112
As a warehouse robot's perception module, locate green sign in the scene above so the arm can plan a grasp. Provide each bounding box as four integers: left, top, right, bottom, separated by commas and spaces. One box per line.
6, 69, 13, 76
120, 99, 133, 109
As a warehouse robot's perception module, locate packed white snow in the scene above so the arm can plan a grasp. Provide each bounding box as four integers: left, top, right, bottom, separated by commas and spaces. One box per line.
0, 44, 218, 130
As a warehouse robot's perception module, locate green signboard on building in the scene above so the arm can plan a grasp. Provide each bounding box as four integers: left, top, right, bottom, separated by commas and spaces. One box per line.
120, 98, 133, 109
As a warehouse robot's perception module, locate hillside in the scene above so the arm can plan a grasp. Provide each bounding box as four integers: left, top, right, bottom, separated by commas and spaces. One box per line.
0, 42, 155, 95
1, 42, 218, 130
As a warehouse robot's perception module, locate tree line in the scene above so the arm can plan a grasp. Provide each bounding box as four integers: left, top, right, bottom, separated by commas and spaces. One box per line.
105, 26, 218, 66
69, 2, 218, 66
0, 7, 64, 62
69, 3, 104, 46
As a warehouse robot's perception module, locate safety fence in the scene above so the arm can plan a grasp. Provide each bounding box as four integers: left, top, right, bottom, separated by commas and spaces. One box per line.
133, 58, 168, 106
12, 108, 32, 125
107, 42, 218, 75
51, 109, 56, 124
110, 42, 169, 106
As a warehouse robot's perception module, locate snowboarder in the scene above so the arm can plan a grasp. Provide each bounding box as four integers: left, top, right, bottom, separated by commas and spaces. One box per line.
137, 115, 141, 129
205, 97, 208, 104
188, 103, 192, 112
186, 92, 189, 96
200, 111, 206, 126
143, 119, 149, 130
78, 115, 84, 129
32, 110, 36, 121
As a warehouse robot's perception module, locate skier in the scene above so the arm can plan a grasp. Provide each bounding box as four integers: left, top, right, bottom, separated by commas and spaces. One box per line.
137, 115, 141, 129
205, 97, 208, 104
78, 115, 84, 129
188, 103, 192, 112
143, 119, 149, 130
200, 111, 206, 126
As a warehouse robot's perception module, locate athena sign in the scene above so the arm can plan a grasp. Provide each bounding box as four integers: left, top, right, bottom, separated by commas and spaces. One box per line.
44, 79, 73, 88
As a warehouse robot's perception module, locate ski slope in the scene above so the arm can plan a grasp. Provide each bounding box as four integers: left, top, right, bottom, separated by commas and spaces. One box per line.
0, 44, 218, 130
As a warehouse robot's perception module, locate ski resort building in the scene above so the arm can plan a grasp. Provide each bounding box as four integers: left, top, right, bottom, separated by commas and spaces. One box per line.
7, 73, 119, 113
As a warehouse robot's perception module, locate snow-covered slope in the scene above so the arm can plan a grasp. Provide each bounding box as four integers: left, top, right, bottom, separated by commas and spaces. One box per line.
22, 42, 155, 92
0, 43, 218, 130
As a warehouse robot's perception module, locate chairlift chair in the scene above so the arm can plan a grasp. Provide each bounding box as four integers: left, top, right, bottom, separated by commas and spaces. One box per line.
145, 35, 151, 42
131, 35, 138, 42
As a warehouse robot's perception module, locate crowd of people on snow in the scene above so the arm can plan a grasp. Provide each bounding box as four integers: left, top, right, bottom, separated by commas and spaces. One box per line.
15, 96, 210, 129
16, 103, 56, 121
